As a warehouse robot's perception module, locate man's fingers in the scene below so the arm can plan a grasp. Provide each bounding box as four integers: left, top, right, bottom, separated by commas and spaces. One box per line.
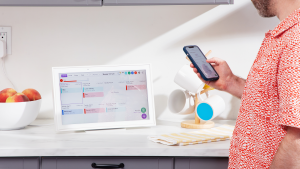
206, 57, 223, 65
197, 73, 211, 86
190, 63, 195, 68
197, 73, 206, 82
193, 68, 198, 73
193, 68, 208, 84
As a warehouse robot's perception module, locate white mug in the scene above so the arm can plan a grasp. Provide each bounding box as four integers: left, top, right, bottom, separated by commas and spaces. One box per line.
195, 93, 225, 121
168, 89, 195, 115
174, 64, 205, 94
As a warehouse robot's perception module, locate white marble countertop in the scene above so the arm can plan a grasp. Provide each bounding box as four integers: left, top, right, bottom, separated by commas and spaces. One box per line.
0, 119, 235, 157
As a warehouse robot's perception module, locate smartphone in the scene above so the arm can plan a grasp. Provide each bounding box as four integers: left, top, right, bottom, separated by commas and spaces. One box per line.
183, 45, 219, 81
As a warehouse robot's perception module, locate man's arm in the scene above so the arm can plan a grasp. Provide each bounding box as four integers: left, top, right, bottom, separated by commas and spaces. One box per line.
190, 57, 246, 99
223, 75, 246, 99
270, 126, 300, 169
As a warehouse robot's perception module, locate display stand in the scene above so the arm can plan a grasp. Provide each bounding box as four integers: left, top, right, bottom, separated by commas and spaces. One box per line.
77, 128, 126, 134
181, 94, 214, 129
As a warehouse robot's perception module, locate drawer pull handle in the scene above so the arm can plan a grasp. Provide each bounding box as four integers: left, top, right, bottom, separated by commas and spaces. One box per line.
91, 163, 125, 168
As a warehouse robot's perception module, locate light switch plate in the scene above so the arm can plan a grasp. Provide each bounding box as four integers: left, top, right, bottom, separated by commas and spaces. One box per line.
0, 27, 12, 55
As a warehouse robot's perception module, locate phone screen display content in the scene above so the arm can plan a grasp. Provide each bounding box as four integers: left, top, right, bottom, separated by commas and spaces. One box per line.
186, 47, 218, 79
59, 70, 149, 125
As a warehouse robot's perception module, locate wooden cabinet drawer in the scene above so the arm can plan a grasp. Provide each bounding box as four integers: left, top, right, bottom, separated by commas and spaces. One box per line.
0, 0, 102, 6
175, 157, 228, 169
0, 157, 39, 169
103, 0, 233, 5
42, 157, 173, 169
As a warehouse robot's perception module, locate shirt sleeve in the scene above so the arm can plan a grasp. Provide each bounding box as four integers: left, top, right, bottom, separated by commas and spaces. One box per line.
278, 39, 300, 129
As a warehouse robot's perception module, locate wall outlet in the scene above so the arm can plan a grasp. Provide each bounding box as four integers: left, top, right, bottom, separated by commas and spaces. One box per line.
0, 27, 12, 55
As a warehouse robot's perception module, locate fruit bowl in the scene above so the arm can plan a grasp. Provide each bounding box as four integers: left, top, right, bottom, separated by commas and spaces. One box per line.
0, 99, 42, 130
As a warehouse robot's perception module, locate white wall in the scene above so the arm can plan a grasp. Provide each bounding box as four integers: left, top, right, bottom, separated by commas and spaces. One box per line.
0, 1, 279, 121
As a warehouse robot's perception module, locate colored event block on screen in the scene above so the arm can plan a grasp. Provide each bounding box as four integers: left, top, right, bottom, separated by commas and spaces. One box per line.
83, 92, 104, 98
64, 80, 77, 82
126, 85, 147, 90
85, 108, 106, 114
62, 109, 83, 115
61, 88, 82, 93
83, 87, 104, 92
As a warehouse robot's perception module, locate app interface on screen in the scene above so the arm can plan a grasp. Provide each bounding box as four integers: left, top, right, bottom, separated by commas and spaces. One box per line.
186, 47, 218, 78
59, 70, 149, 125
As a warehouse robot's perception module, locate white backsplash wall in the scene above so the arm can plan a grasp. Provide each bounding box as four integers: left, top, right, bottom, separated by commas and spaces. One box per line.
0, 1, 278, 120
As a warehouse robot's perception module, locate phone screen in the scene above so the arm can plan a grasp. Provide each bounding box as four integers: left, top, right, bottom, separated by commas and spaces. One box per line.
186, 47, 218, 79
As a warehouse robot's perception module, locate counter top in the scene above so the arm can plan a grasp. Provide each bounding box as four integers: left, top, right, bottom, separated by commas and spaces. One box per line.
0, 119, 235, 157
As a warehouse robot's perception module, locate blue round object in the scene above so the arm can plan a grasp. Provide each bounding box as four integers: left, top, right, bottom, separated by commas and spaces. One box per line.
196, 103, 213, 121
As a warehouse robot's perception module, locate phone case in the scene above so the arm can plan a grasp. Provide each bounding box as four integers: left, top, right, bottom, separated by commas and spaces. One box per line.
183, 45, 219, 81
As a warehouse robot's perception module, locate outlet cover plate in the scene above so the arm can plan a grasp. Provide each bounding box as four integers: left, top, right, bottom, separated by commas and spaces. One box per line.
0, 27, 12, 55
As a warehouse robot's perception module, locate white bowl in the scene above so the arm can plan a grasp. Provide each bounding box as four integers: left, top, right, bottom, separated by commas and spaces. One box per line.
0, 99, 42, 130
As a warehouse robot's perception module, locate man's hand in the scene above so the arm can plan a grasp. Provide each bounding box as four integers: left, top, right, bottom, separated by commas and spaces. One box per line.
190, 57, 246, 99
270, 126, 300, 169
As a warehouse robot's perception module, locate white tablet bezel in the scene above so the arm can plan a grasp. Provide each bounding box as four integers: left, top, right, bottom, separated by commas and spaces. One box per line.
52, 64, 156, 132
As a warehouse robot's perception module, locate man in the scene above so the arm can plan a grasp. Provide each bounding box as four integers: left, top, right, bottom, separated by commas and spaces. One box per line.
190, 0, 300, 168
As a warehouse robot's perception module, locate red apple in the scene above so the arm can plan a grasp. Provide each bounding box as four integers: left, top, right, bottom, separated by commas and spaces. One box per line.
6, 93, 30, 103
0, 88, 17, 103
22, 88, 42, 101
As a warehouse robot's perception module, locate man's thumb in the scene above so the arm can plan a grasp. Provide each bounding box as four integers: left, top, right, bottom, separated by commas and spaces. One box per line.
206, 57, 222, 65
